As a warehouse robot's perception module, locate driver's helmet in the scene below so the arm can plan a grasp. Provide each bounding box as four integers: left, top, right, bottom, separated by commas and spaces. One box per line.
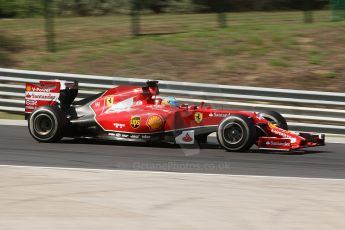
162, 96, 179, 107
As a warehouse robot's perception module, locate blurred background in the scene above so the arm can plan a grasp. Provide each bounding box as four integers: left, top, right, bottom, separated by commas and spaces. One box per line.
0, 0, 344, 91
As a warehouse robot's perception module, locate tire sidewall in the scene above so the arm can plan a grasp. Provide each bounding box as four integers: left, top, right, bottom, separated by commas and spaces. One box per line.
28, 106, 65, 142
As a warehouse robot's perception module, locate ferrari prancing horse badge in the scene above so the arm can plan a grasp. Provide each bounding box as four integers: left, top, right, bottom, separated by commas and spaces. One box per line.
194, 112, 203, 124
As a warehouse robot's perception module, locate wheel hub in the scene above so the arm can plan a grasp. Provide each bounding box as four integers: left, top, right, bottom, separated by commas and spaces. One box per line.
224, 123, 244, 145
34, 114, 53, 136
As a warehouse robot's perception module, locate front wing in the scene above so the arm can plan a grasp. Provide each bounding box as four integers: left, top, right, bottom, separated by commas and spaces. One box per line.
257, 133, 325, 151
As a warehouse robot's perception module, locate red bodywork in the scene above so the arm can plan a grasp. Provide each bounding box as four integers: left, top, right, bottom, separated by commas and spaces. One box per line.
25, 80, 325, 151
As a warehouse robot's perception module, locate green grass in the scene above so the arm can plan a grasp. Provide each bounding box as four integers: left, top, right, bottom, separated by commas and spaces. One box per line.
320, 71, 338, 79
308, 50, 323, 65
0, 11, 344, 91
269, 57, 290, 67
224, 47, 245, 56
0, 112, 24, 120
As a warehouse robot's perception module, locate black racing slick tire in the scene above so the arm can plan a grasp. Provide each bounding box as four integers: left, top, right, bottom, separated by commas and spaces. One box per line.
259, 111, 288, 130
217, 114, 256, 152
28, 106, 68, 143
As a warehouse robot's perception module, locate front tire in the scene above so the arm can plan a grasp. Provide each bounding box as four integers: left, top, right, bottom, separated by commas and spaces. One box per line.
28, 106, 67, 143
259, 111, 288, 130
217, 114, 256, 152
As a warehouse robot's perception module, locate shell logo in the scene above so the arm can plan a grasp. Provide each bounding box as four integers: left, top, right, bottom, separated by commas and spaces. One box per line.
268, 122, 278, 129
147, 115, 164, 130
26, 85, 32, 92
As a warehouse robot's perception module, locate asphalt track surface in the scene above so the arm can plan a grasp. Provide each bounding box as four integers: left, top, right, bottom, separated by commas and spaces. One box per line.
1, 125, 345, 179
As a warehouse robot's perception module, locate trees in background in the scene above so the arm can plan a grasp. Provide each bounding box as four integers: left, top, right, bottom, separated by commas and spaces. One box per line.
144, 0, 195, 13
145, 0, 169, 14
130, 0, 141, 37
192, 0, 328, 12
331, 0, 345, 21
0, 0, 330, 18
57, 0, 130, 16
0, 0, 42, 17
43, 0, 56, 52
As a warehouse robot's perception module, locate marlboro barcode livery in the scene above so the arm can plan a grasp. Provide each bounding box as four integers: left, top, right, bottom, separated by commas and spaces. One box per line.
25, 80, 325, 152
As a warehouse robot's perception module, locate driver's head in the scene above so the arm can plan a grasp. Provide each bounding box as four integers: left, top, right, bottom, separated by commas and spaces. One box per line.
162, 96, 179, 107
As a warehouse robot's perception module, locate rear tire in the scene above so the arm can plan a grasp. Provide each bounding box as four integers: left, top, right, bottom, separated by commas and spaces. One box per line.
217, 114, 256, 152
259, 111, 288, 130
28, 106, 67, 143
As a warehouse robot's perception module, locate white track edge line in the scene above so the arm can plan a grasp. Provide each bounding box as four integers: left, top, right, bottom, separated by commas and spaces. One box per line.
0, 164, 345, 181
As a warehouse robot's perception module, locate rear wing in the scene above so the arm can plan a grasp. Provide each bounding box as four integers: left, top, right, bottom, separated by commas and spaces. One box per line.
25, 80, 78, 119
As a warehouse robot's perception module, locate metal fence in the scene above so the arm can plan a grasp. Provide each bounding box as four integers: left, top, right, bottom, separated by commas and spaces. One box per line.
0, 68, 344, 134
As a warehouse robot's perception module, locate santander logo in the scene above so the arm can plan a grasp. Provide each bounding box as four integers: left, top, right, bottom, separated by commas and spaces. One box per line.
175, 130, 195, 144
182, 133, 193, 142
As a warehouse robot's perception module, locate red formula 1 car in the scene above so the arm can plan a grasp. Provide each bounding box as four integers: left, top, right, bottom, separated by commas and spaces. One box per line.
24, 80, 325, 152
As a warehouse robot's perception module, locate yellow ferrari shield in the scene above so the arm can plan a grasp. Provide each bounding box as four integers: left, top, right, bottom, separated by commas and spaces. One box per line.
105, 96, 114, 107
194, 112, 203, 124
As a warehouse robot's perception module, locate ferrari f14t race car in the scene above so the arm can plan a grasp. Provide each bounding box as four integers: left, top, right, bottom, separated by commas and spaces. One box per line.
25, 80, 325, 152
